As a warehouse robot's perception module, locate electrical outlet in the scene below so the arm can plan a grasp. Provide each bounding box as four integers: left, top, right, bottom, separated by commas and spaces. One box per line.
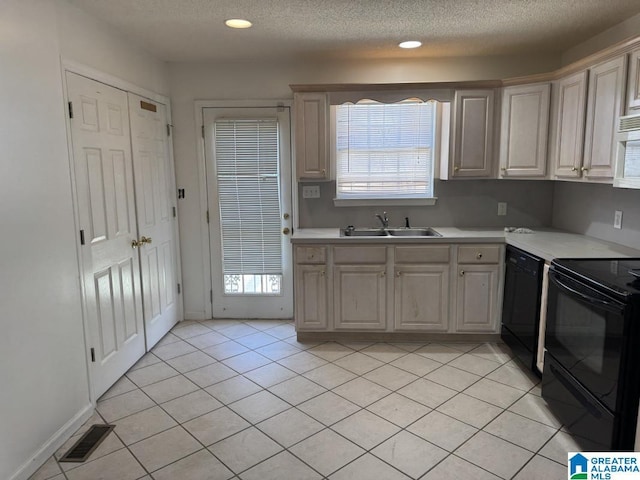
497, 202, 507, 216
302, 185, 320, 199
614, 210, 623, 229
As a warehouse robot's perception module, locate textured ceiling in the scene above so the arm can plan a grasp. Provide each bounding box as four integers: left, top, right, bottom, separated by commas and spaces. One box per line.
69, 0, 640, 62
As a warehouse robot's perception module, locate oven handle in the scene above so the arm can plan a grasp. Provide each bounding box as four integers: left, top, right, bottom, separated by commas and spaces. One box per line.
549, 363, 603, 419
549, 273, 625, 315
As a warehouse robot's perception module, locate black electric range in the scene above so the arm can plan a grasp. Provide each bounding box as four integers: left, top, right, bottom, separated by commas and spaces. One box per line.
543, 257, 640, 450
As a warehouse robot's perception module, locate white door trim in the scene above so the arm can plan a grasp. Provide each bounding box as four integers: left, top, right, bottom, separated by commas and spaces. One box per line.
194, 100, 293, 319
61, 61, 182, 404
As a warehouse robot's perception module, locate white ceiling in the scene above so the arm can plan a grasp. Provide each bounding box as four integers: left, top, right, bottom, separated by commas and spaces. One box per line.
69, 0, 640, 62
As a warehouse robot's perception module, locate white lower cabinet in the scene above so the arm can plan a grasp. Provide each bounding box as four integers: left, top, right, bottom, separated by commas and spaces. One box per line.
293, 242, 502, 334
394, 265, 449, 331
454, 245, 502, 332
454, 264, 500, 332
334, 265, 387, 330
294, 264, 327, 330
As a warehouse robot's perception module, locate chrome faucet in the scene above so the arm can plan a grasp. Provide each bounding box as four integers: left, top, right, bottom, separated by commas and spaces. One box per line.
375, 212, 389, 229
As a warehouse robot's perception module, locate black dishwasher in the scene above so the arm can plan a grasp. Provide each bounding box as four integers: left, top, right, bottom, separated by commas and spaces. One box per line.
501, 245, 545, 376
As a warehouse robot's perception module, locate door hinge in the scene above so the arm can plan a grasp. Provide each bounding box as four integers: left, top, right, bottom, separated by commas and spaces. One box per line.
201, 125, 205, 139
68, 101, 74, 119
166, 123, 172, 137
210, 289, 213, 304
172, 206, 176, 218
79, 229, 85, 245
206, 210, 210, 224
177, 283, 181, 294
90, 348, 95, 362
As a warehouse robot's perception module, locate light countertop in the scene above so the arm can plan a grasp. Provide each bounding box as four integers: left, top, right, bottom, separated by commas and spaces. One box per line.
291, 227, 640, 262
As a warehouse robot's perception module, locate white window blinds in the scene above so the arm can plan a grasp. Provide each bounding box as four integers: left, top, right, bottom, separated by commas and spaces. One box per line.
215, 119, 282, 275
336, 100, 435, 198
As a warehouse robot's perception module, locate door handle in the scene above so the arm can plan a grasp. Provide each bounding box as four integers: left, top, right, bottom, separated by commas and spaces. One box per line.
131, 239, 142, 249
140, 236, 152, 244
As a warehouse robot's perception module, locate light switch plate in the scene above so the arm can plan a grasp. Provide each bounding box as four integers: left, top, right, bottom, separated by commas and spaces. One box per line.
302, 185, 320, 199
614, 210, 623, 229
497, 202, 507, 216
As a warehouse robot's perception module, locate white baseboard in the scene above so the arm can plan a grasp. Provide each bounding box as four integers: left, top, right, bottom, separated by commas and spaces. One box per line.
184, 310, 208, 321
10, 404, 94, 480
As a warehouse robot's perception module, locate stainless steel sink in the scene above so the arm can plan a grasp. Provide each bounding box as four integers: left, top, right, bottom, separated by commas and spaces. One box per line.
341, 227, 441, 237
387, 228, 441, 237
341, 228, 389, 237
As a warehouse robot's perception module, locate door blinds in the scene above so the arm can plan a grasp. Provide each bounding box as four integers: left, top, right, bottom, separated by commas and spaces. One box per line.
215, 119, 282, 275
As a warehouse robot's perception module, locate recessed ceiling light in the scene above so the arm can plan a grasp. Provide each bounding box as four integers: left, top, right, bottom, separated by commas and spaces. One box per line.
399, 40, 422, 49
225, 18, 252, 29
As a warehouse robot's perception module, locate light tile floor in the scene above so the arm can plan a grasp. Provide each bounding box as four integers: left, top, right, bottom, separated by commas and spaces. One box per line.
30, 319, 583, 480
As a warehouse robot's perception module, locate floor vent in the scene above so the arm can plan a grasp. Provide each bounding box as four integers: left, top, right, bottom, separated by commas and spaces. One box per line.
59, 424, 115, 463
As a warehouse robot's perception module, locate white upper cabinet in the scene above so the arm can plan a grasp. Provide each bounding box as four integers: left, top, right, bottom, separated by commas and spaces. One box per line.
583, 55, 627, 180
551, 71, 588, 179
294, 92, 330, 181
448, 89, 495, 178
499, 83, 551, 178
627, 48, 640, 113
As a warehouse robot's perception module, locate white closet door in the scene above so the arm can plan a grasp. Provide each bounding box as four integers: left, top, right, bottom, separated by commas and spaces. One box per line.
128, 94, 181, 348
67, 72, 145, 398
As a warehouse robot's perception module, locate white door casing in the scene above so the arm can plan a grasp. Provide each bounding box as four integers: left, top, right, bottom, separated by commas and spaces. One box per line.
128, 93, 181, 348
66, 72, 145, 399
203, 106, 293, 318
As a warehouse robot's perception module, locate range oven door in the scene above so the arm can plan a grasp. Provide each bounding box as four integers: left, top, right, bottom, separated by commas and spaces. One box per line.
545, 269, 626, 413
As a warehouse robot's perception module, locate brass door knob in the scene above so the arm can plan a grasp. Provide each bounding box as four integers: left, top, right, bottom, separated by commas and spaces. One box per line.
140, 236, 152, 244
283, 213, 290, 220
571, 167, 578, 172
282, 228, 290, 235
454, 166, 460, 172
581, 166, 589, 172
131, 239, 142, 249
396, 271, 402, 277
460, 270, 465, 276
476, 253, 483, 259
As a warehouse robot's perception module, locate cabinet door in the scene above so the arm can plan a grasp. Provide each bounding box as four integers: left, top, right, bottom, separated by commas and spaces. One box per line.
394, 265, 449, 331
334, 265, 386, 330
455, 264, 499, 332
583, 55, 626, 179
294, 92, 329, 180
499, 83, 551, 177
451, 90, 495, 177
295, 264, 327, 330
551, 71, 588, 178
627, 48, 640, 113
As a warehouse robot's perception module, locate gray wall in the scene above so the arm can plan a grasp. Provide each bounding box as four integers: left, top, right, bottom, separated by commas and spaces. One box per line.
552, 181, 640, 250
299, 179, 555, 229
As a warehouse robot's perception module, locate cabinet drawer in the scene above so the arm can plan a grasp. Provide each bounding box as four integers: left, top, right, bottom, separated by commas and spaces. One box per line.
296, 246, 326, 264
333, 246, 386, 264
458, 245, 501, 264
395, 246, 450, 264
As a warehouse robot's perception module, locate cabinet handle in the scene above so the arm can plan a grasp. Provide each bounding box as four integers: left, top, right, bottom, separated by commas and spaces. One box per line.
131, 239, 142, 249
320, 271, 325, 277
460, 270, 465, 276
380, 271, 386, 277
476, 252, 483, 260
571, 167, 578, 172
396, 271, 402, 277
454, 166, 460, 172
501, 167, 507, 171
322, 169, 326, 175
581, 167, 589, 172
282, 227, 291, 235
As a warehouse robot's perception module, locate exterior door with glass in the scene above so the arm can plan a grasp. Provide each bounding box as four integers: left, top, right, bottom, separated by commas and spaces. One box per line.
203, 106, 293, 318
